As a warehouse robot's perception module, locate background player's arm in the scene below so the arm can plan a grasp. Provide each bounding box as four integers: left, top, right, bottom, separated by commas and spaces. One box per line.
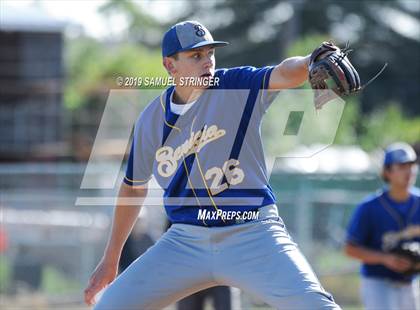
344, 242, 413, 273
84, 182, 148, 305
268, 55, 310, 90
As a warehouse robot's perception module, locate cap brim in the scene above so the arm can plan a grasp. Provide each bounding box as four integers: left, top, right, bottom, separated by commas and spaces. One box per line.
399, 159, 417, 164
179, 40, 229, 53
384, 158, 417, 166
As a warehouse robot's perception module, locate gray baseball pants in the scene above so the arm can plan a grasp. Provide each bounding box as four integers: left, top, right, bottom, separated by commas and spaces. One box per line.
93, 205, 341, 309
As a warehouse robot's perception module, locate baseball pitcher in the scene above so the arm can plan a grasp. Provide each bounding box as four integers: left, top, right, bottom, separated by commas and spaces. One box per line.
84, 21, 345, 309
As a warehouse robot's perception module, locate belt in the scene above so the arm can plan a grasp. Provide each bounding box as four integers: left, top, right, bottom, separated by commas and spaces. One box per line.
172, 205, 280, 227
233, 204, 279, 225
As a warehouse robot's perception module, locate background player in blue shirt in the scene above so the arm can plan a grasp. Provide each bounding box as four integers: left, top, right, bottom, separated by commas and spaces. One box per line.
345, 142, 420, 310
84, 21, 341, 309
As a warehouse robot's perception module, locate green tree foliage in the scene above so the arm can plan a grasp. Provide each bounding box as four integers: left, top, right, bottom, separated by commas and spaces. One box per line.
358, 104, 420, 150
94, 0, 420, 115
184, 0, 420, 115
333, 98, 360, 146
334, 100, 420, 150
64, 36, 167, 109
99, 0, 161, 46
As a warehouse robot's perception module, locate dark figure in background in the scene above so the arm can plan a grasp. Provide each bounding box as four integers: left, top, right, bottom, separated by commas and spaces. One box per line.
119, 219, 154, 273
177, 286, 232, 310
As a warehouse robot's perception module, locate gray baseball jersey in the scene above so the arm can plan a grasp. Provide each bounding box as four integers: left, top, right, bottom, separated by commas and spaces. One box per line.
124, 66, 277, 226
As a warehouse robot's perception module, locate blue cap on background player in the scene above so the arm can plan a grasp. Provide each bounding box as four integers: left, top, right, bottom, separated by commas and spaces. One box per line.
162, 21, 229, 57
383, 142, 417, 166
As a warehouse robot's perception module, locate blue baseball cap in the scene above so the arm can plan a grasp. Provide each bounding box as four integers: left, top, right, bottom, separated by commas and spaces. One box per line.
162, 21, 229, 57
383, 142, 417, 166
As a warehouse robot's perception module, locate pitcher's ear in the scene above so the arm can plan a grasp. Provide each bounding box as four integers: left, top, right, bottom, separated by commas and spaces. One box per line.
382, 165, 391, 183
163, 57, 176, 75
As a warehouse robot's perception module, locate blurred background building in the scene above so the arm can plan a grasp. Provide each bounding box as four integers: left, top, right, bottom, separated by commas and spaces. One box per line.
0, 5, 65, 161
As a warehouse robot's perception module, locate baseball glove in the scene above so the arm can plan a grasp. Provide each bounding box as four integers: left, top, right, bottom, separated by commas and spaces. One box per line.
308, 41, 386, 109
389, 241, 420, 276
